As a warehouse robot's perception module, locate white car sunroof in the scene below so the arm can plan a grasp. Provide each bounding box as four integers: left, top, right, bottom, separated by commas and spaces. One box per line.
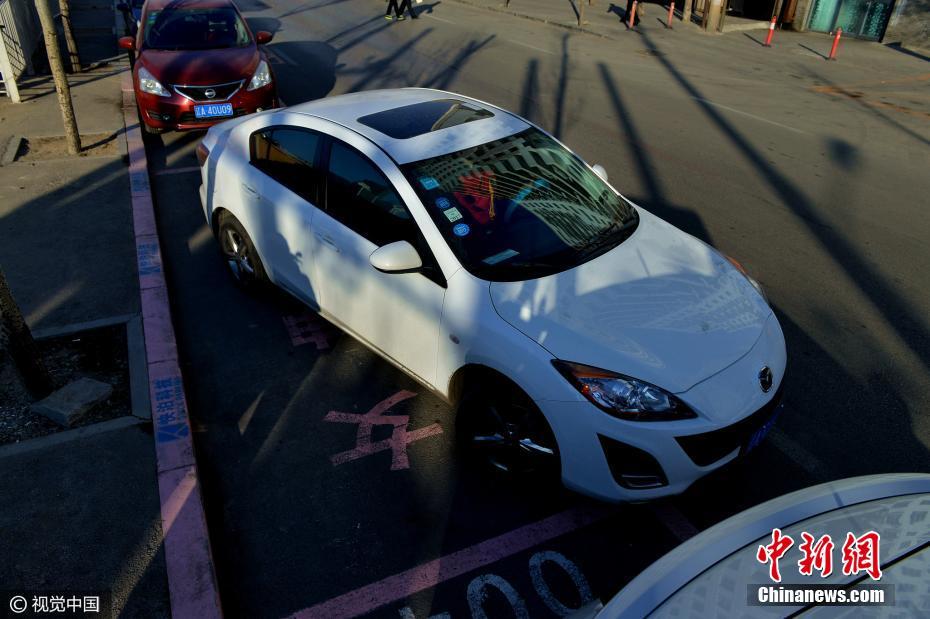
357, 99, 493, 140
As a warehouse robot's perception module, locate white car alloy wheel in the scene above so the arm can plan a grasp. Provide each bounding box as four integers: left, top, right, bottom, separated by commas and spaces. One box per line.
457, 380, 560, 477
218, 214, 266, 287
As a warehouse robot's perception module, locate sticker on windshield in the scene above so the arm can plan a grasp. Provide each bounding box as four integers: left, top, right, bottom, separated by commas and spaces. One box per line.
453, 223, 470, 237
483, 249, 520, 265
419, 177, 439, 190
442, 207, 463, 222
435, 197, 451, 210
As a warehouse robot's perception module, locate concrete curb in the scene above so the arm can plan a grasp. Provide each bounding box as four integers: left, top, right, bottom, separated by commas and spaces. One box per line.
120, 71, 223, 619
0, 416, 145, 459
31, 313, 138, 340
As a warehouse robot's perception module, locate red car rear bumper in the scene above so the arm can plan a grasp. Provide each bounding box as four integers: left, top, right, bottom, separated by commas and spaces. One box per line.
136, 82, 277, 132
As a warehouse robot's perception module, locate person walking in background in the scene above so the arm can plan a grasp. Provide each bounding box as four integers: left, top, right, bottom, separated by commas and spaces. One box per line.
386, 0, 418, 20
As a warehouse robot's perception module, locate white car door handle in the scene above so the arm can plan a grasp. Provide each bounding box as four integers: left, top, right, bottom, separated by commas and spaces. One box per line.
315, 232, 339, 252
242, 183, 258, 195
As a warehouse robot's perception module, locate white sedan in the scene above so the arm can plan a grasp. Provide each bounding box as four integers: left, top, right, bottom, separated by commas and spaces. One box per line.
197, 88, 786, 501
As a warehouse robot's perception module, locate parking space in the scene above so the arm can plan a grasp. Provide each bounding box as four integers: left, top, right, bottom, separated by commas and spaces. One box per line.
138, 0, 930, 616
146, 153, 687, 616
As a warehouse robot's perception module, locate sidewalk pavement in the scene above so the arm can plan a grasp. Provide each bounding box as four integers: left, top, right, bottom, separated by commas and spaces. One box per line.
0, 2, 136, 333
450, 0, 657, 38
448, 0, 770, 38
0, 3, 172, 617
448, 0, 926, 73
446, 0, 930, 122
0, 419, 170, 617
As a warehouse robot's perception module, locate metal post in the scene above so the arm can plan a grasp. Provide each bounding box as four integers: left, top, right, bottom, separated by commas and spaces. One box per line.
667, 1, 675, 28
763, 15, 776, 45
828, 27, 842, 60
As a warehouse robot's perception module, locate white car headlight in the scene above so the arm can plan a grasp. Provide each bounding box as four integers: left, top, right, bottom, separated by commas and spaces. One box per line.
553, 361, 697, 421
138, 66, 170, 97
247, 60, 272, 91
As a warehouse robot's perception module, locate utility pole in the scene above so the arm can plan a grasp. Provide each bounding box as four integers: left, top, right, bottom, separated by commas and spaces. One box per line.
34, 0, 81, 154
0, 266, 53, 398
59, 0, 82, 72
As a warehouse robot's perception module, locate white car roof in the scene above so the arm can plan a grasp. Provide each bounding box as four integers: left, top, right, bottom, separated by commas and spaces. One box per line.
597, 474, 930, 618
286, 88, 530, 165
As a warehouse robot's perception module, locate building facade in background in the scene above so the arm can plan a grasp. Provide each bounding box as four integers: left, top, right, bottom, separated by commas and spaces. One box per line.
794, 0, 928, 47
707, 0, 928, 50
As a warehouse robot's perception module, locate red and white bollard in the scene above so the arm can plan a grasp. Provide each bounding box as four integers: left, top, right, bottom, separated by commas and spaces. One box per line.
667, 1, 675, 29
763, 16, 777, 47
828, 27, 843, 60
628, 0, 638, 29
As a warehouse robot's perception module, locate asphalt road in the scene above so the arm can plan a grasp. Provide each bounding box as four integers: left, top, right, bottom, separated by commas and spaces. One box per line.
142, 0, 930, 616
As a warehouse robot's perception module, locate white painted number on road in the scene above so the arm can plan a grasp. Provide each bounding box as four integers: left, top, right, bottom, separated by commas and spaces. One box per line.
467, 574, 530, 619
529, 551, 594, 616
399, 550, 592, 618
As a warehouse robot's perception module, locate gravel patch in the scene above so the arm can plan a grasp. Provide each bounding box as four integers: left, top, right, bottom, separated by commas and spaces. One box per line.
0, 324, 130, 445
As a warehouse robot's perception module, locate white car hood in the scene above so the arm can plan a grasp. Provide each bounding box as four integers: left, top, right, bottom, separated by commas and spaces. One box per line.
489, 209, 773, 394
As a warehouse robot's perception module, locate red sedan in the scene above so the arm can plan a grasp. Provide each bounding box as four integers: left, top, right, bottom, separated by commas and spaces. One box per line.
119, 0, 278, 134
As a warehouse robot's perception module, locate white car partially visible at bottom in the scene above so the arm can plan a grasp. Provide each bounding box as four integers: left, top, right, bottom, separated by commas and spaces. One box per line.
197, 88, 787, 502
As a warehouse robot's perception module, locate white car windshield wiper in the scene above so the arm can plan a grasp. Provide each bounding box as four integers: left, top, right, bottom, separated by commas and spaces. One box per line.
576, 218, 637, 260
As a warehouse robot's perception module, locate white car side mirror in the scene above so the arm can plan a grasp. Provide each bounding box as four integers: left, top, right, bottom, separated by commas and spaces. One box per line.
592, 164, 608, 182
369, 241, 422, 273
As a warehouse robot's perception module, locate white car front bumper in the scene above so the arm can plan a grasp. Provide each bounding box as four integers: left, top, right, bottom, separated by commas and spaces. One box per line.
540, 313, 787, 502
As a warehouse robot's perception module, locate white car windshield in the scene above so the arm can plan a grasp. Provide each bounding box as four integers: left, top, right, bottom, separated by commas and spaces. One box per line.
401, 128, 639, 281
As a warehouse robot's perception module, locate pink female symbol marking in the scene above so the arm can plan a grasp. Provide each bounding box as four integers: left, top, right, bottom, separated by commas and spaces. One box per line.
325, 390, 443, 470
283, 311, 334, 350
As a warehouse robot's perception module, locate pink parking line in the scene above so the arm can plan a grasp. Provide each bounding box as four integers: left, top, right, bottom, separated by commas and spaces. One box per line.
158, 465, 223, 616
122, 70, 223, 618
288, 506, 610, 619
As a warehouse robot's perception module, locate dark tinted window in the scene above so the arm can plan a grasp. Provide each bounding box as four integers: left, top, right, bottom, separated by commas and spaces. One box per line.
251, 129, 323, 203
400, 128, 639, 281
326, 143, 413, 246
144, 8, 250, 50
357, 100, 494, 139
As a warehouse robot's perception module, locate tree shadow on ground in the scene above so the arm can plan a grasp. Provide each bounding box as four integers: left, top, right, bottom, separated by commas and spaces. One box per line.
596, 62, 714, 244
637, 28, 930, 377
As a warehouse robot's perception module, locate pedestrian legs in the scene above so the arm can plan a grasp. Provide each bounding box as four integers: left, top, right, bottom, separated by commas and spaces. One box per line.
398, 0, 417, 19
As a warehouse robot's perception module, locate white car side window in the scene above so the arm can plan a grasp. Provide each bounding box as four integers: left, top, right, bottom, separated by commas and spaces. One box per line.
325, 141, 414, 247
250, 128, 323, 204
